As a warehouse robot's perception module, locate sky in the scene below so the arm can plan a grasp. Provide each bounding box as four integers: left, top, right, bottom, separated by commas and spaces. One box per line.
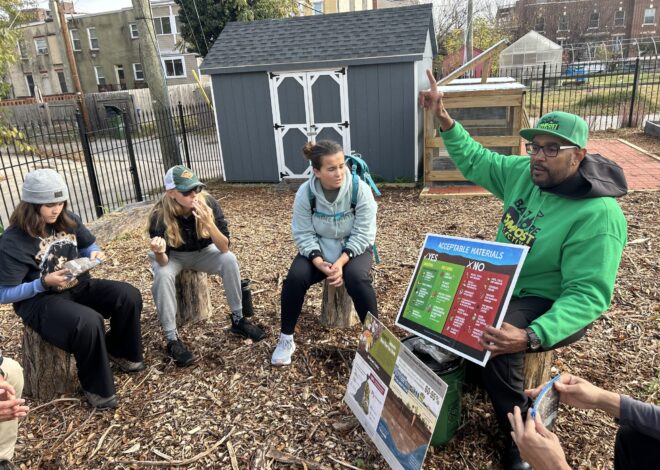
36, 0, 511, 16
37, 0, 133, 14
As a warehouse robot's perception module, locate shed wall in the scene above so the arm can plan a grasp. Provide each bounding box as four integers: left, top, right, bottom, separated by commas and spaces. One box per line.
348, 62, 415, 181
213, 72, 279, 182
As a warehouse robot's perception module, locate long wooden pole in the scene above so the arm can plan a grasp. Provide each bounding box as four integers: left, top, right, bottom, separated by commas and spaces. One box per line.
54, 0, 91, 131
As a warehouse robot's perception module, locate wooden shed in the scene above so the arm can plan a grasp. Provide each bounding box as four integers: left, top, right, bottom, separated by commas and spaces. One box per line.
422, 42, 528, 197
199, 4, 436, 183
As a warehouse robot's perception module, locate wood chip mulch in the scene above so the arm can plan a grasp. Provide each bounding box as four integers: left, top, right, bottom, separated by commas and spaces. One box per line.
1, 186, 658, 470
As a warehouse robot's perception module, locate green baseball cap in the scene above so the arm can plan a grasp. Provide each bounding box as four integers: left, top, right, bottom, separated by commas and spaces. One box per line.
164, 165, 205, 192
520, 111, 588, 148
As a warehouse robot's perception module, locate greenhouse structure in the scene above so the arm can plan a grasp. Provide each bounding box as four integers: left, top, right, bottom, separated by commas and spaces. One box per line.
499, 31, 563, 79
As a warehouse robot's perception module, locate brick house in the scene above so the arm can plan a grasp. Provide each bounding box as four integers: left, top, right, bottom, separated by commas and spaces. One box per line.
497, 0, 659, 58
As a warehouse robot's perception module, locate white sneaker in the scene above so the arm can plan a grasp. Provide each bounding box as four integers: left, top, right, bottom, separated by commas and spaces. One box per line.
271, 334, 296, 366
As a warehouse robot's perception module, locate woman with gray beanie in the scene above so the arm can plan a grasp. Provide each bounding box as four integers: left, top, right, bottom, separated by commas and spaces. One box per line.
0, 169, 144, 410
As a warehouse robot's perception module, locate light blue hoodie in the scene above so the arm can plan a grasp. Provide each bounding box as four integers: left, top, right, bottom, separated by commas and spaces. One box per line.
292, 167, 377, 263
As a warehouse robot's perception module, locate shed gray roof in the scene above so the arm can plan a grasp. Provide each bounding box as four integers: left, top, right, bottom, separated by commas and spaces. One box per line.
200, 4, 436, 75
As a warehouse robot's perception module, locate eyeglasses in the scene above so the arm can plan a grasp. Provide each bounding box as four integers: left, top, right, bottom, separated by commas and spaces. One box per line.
526, 143, 578, 158
179, 186, 203, 197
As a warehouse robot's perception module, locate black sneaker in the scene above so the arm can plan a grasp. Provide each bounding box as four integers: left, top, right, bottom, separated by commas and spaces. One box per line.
83, 390, 118, 410
167, 339, 194, 367
230, 318, 266, 341
0, 460, 16, 470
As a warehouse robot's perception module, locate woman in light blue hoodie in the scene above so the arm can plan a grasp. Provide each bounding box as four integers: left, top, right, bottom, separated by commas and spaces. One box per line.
271, 140, 379, 366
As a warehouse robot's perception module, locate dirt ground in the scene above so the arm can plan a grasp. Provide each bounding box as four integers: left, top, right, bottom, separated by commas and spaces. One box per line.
1, 185, 658, 470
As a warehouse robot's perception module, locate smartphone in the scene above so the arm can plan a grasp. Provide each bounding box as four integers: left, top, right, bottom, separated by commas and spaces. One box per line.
531, 374, 561, 429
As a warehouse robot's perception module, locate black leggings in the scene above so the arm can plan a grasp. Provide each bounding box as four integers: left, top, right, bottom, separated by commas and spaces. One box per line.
17, 278, 143, 398
280, 253, 378, 335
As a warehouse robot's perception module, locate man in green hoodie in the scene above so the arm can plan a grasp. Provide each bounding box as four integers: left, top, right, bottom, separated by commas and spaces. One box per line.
419, 70, 628, 470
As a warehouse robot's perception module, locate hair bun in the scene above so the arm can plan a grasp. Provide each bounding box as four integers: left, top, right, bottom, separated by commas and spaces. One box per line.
302, 141, 315, 159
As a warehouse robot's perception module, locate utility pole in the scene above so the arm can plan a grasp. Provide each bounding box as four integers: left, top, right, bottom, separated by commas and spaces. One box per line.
132, 0, 181, 168
53, 0, 92, 131
465, 0, 474, 76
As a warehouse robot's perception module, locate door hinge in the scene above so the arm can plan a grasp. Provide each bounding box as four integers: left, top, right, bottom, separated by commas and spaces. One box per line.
336, 67, 346, 75
274, 123, 284, 130
339, 121, 349, 128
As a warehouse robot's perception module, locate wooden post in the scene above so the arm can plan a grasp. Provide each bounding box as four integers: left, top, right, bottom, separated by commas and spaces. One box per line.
175, 269, 212, 327
523, 351, 554, 390
22, 326, 78, 400
320, 282, 359, 328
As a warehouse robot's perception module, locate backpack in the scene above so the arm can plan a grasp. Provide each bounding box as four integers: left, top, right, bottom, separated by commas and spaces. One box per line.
308, 153, 382, 263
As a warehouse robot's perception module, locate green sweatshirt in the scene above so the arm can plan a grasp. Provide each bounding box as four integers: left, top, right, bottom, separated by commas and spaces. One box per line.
440, 122, 627, 347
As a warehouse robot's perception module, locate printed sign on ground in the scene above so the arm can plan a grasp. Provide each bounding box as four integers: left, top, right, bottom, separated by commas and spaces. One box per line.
395, 234, 528, 366
345, 314, 447, 470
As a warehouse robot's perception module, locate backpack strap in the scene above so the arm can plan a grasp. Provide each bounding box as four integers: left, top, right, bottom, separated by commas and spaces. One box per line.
307, 183, 316, 213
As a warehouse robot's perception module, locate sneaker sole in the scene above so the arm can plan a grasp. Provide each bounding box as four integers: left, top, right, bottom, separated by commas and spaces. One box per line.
270, 358, 292, 367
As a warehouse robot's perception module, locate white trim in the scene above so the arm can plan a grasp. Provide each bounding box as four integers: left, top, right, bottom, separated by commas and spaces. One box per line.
161, 56, 186, 78
202, 53, 422, 74
132, 63, 144, 81
414, 64, 419, 183
114, 64, 125, 84
24, 73, 34, 96
87, 27, 99, 50
209, 76, 226, 181
70, 29, 81, 51
269, 69, 350, 180
94, 65, 105, 85
129, 23, 139, 39
153, 15, 173, 35
34, 37, 48, 55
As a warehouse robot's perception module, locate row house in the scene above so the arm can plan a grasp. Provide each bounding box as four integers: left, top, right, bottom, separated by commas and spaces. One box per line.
7, 0, 200, 98
497, 0, 659, 57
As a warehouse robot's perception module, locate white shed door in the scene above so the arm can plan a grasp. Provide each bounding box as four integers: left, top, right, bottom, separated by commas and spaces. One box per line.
269, 69, 350, 179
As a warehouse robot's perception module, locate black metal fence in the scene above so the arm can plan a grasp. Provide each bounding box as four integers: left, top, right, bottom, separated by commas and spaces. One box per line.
499, 56, 660, 130
0, 102, 222, 228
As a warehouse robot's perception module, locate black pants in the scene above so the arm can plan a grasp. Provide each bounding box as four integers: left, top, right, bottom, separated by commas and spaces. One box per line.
469, 296, 588, 432
18, 279, 143, 398
280, 253, 378, 335
614, 425, 660, 470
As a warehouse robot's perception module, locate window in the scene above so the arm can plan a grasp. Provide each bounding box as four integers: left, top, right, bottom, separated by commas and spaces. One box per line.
162, 57, 185, 77
70, 29, 81, 51
115, 64, 125, 81
129, 23, 139, 39
644, 8, 656, 25
558, 14, 568, 31
589, 11, 599, 28
17, 40, 28, 59
57, 70, 67, 93
94, 66, 106, 85
25, 73, 35, 96
313, 1, 323, 15
534, 16, 545, 32
87, 27, 99, 49
34, 37, 48, 55
614, 10, 625, 26
153, 16, 172, 35
175, 16, 182, 34
133, 63, 144, 81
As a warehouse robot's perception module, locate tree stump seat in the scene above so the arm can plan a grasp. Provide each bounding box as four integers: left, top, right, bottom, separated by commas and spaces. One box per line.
523, 350, 554, 390
22, 326, 78, 401
175, 269, 212, 327
319, 281, 359, 328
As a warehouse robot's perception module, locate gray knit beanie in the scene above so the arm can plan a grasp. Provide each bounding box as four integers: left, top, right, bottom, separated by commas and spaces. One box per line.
22, 169, 69, 204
